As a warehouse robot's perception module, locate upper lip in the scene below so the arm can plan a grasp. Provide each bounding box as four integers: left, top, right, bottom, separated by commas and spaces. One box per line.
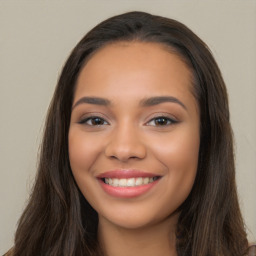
97, 169, 161, 179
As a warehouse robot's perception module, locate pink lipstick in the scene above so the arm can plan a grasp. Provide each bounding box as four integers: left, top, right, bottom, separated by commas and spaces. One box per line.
97, 169, 161, 198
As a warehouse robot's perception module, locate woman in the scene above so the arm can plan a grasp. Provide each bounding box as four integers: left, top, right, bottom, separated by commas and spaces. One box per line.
6, 11, 254, 256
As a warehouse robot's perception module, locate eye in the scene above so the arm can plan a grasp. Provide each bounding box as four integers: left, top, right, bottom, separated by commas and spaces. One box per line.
147, 116, 177, 126
79, 116, 109, 126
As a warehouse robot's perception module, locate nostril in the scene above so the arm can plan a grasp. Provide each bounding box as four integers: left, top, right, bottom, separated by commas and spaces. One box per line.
104, 136, 147, 161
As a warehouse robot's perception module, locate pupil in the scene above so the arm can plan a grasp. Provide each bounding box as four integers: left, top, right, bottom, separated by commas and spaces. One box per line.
92, 118, 103, 125
156, 118, 167, 125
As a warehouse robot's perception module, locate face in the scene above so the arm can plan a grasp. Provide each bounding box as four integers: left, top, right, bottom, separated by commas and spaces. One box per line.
69, 42, 200, 230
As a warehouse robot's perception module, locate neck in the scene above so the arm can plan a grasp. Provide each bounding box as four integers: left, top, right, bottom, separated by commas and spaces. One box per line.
98, 213, 178, 256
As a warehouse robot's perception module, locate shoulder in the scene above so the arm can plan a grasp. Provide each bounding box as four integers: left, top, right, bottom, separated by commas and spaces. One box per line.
2, 248, 13, 256
248, 245, 256, 256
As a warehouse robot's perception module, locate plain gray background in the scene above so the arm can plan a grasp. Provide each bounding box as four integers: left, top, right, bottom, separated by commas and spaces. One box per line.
1, 1, 256, 253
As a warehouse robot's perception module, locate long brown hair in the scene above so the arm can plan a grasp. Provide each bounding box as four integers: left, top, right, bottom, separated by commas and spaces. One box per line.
12, 11, 248, 256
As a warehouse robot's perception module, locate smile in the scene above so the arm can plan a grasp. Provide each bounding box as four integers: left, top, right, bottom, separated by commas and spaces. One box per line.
97, 170, 162, 198
103, 177, 159, 187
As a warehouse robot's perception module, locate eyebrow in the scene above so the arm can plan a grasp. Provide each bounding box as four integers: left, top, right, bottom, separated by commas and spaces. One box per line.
72, 96, 187, 110
72, 97, 111, 109
140, 96, 187, 110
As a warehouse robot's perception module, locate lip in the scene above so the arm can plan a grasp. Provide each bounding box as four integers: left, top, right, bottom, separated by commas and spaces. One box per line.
97, 169, 159, 179
97, 169, 161, 198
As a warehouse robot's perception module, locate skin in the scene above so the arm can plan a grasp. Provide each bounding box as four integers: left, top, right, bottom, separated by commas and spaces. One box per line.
69, 42, 200, 256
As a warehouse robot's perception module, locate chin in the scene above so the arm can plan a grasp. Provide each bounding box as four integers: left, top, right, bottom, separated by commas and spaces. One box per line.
97, 204, 179, 231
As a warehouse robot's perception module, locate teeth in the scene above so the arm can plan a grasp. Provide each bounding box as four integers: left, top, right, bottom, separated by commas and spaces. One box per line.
135, 177, 143, 186
127, 178, 135, 186
119, 178, 127, 187
113, 178, 119, 187
104, 177, 158, 187
143, 177, 149, 184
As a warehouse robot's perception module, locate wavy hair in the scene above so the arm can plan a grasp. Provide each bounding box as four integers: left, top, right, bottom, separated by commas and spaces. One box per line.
12, 11, 248, 256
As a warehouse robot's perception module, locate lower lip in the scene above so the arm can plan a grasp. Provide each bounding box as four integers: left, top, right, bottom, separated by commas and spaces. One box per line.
98, 179, 160, 198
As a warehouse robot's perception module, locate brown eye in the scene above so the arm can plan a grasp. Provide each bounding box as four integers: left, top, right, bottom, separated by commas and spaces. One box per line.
147, 116, 177, 126
79, 116, 108, 126
155, 117, 169, 126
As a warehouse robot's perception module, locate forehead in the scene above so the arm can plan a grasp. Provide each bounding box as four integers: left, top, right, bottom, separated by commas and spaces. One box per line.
74, 41, 195, 105
82, 41, 192, 75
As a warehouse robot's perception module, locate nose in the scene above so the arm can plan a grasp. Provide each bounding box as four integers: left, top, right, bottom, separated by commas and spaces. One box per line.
104, 123, 147, 162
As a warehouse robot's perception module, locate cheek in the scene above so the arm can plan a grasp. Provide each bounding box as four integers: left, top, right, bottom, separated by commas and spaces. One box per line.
151, 126, 200, 199
152, 125, 199, 167
169, 131, 199, 171
68, 130, 101, 176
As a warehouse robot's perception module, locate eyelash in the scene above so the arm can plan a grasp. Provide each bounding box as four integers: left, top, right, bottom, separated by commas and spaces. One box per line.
146, 116, 178, 126
78, 116, 109, 126
78, 115, 178, 127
